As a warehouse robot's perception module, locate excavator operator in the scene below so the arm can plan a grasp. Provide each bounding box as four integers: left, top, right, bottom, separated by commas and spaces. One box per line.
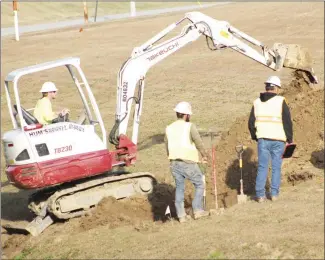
33, 81, 70, 125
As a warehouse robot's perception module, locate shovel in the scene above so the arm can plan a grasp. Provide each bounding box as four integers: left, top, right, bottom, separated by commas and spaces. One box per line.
235, 144, 248, 204
198, 162, 207, 210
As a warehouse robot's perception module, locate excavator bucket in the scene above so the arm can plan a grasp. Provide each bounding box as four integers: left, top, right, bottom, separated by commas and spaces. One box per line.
272, 43, 318, 84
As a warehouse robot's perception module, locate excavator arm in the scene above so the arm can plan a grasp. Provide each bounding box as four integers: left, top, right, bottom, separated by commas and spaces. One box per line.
109, 11, 318, 151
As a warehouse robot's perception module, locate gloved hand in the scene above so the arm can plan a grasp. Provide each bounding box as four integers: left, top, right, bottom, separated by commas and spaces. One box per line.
201, 156, 208, 164
60, 108, 70, 116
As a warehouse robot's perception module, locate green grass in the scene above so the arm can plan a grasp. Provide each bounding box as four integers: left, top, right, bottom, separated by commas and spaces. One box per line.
14, 248, 33, 260
207, 250, 226, 259
1, 2, 199, 27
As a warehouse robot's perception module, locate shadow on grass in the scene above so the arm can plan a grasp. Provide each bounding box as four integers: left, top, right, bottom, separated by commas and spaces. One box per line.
1, 189, 35, 222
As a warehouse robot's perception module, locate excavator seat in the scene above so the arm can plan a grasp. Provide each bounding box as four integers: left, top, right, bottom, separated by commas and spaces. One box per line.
13, 105, 39, 125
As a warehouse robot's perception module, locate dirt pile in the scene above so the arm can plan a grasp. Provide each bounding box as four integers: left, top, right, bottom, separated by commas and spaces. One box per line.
78, 196, 151, 231
88, 70, 324, 219
20, 72, 322, 236
204, 70, 324, 200
77, 183, 179, 231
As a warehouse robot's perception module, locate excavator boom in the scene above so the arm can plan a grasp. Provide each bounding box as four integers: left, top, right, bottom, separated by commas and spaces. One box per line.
109, 11, 318, 147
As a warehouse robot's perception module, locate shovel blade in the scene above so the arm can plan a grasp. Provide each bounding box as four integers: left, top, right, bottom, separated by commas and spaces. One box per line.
237, 194, 248, 204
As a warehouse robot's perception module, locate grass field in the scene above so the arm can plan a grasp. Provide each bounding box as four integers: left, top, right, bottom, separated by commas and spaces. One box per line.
1, 2, 199, 27
1, 2, 324, 259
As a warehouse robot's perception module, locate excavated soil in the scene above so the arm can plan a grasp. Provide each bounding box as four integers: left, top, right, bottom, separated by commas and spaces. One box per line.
52, 69, 324, 235
1, 2, 323, 259
209, 70, 324, 198
76, 183, 177, 232
75, 70, 324, 231
78, 196, 152, 231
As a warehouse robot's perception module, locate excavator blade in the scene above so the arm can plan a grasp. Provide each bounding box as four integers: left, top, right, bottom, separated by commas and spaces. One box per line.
2, 215, 54, 237
25, 215, 54, 236
272, 43, 318, 84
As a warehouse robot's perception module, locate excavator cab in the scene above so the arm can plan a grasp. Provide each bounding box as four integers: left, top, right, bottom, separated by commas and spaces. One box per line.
2, 57, 112, 190
2, 57, 156, 237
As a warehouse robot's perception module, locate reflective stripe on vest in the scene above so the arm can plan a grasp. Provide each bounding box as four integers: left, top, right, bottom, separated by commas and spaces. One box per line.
254, 96, 286, 141
255, 116, 282, 123
166, 120, 199, 162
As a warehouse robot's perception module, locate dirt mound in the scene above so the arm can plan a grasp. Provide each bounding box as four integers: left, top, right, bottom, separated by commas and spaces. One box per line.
2, 234, 28, 259
77, 183, 180, 232
55, 71, 325, 233
78, 196, 152, 231
206, 70, 324, 198
175, 70, 323, 209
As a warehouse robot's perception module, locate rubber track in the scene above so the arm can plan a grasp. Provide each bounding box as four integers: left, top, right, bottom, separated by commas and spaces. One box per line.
46, 172, 157, 219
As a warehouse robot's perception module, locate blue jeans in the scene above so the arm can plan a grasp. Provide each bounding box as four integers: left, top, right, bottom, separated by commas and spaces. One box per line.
256, 139, 286, 198
170, 161, 205, 218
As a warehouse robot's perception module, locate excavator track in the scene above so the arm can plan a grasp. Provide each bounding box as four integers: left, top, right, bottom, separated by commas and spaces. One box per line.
28, 172, 157, 220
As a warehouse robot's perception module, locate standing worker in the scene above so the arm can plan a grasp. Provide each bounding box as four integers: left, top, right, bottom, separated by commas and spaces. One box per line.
165, 101, 210, 223
248, 76, 293, 202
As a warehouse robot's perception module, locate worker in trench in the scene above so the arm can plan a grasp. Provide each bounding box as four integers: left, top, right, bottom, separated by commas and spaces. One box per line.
248, 76, 293, 203
165, 101, 210, 223
34, 81, 70, 125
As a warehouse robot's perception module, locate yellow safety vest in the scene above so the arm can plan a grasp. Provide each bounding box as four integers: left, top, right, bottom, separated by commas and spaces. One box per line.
33, 97, 57, 125
166, 120, 199, 163
254, 95, 286, 142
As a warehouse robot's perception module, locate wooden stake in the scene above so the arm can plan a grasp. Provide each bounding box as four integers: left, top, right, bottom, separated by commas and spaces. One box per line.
94, 0, 99, 22
83, 1, 89, 24
130, 1, 136, 17
211, 132, 218, 209
13, 0, 19, 41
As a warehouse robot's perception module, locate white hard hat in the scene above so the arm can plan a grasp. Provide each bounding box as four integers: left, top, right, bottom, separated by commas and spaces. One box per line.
39, 81, 58, 93
265, 76, 281, 88
173, 101, 192, 115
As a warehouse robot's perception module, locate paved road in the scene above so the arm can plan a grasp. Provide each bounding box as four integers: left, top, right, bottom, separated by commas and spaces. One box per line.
2, 3, 231, 37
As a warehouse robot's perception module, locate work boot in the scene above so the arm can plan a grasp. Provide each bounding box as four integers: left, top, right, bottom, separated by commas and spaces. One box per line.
193, 210, 210, 220
271, 196, 278, 202
178, 215, 191, 223
256, 197, 266, 203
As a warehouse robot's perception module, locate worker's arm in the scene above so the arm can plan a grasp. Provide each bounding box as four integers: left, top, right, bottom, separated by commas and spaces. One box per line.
164, 133, 169, 156
190, 124, 208, 158
282, 100, 293, 143
248, 106, 257, 141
